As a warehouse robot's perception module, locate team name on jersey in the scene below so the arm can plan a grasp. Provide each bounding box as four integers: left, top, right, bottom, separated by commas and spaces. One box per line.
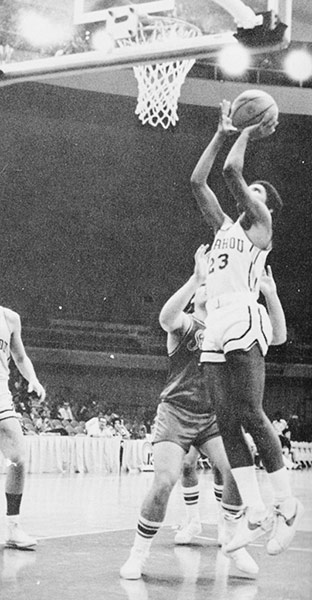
212, 237, 244, 252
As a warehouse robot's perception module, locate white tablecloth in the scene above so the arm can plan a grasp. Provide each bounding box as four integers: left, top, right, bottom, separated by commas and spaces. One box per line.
0, 436, 154, 475
121, 439, 154, 471
0, 436, 122, 475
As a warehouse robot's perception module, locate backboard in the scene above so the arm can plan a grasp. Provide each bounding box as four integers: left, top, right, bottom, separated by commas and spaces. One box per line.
0, 0, 293, 84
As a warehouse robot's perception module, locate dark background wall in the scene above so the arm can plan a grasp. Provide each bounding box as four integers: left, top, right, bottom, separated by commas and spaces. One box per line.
0, 81, 311, 340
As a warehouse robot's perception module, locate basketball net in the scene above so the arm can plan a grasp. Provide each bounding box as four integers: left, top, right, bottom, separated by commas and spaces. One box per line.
118, 17, 202, 129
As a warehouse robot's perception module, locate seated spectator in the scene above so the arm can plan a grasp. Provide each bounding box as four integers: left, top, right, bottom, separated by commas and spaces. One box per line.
16, 413, 37, 436
76, 404, 91, 423
57, 401, 74, 422
33, 407, 55, 435
272, 411, 290, 450
85, 415, 114, 437
288, 414, 302, 442
12, 374, 32, 416
138, 424, 147, 439
111, 417, 131, 440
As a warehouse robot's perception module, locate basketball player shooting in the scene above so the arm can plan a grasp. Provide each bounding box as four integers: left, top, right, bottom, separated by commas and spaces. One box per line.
190, 99, 303, 556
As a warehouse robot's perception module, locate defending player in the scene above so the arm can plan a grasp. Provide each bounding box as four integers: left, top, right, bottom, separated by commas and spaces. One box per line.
190, 100, 303, 554
0, 306, 45, 549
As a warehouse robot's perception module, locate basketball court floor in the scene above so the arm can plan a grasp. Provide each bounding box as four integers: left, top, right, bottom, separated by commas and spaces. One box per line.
0, 467, 311, 600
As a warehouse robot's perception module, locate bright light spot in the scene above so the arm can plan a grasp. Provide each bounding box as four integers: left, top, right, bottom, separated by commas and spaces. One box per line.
284, 49, 312, 82
58, 306, 63, 310
90, 28, 114, 53
218, 43, 250, 77
19, 12, 72, 48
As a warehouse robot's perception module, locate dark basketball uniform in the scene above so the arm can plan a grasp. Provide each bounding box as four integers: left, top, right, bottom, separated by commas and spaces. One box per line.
153, 314, 219, 452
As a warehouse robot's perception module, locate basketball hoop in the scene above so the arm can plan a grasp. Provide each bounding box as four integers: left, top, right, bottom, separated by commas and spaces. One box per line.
117, 17, 202, 129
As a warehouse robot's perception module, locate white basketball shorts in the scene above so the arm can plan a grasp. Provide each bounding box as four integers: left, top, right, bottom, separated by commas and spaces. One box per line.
201, 294, 273, 362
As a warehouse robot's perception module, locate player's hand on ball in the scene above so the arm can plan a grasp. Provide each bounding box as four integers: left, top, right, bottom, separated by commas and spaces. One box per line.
245, 115, 278, 139
218, 100, 238, 136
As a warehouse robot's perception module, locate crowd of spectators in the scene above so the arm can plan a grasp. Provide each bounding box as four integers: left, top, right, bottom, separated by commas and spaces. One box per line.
10, 373, 150, 440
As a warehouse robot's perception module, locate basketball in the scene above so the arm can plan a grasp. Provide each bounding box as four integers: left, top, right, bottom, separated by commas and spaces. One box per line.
230, 90, 278, 130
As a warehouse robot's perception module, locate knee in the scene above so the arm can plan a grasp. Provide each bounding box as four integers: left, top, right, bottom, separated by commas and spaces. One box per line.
242, 408, 267, 435
153, 471, 177, 498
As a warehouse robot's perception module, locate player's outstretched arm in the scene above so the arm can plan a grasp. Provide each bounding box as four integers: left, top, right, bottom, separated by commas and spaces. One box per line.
190, 101, 237, 232
6, 308, 46, 401
260, 266, 287, 345
159, 244, 209, 333
222, 115, 277, 234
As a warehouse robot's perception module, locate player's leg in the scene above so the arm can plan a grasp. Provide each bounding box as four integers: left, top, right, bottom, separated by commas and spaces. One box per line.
120, 440, 185, 579
175, 446, 202, 544
202, 359, 273, 550
200, 435, 259, 577
0, 417, 37, 550
219, 346, 303, 553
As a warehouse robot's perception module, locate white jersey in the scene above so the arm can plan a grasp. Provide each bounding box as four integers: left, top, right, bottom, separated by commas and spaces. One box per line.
0, 307, 11, 381
206, 216, 270, 302
201, 216, 273, 360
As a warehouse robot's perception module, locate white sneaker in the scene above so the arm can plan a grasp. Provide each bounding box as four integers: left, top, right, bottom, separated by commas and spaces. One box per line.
228, 548, 259, 576
5, 522, 37, 550
120, 548, 148, 580
267, 497, 304, 555
174, 519, 202, 545
224, 510, 273, 553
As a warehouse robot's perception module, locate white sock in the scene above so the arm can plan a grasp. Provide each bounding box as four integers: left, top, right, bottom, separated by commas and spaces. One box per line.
267, 467, 292, 504
231, 466, 266, 516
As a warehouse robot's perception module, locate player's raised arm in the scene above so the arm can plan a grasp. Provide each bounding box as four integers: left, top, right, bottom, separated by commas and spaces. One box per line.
190, 101, 237, 233
260, 266, 287, 345
222, 116, 278, 244
159, 244, 209, 333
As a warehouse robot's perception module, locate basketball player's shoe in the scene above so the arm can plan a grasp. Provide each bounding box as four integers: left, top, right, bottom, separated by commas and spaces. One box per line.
174, 518, 202, 544
221, 516, 259, 577
224, 509, 274, 553
120, 548, 149, 580
5, 520, 37, 550
227, 548, 259, 577
266, 497, 304, 555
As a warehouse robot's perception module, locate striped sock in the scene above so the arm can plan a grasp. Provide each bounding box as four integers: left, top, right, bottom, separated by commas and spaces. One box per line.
133, 516, 162, 553
213, 483, 223, 506
182, 485, 200, 521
